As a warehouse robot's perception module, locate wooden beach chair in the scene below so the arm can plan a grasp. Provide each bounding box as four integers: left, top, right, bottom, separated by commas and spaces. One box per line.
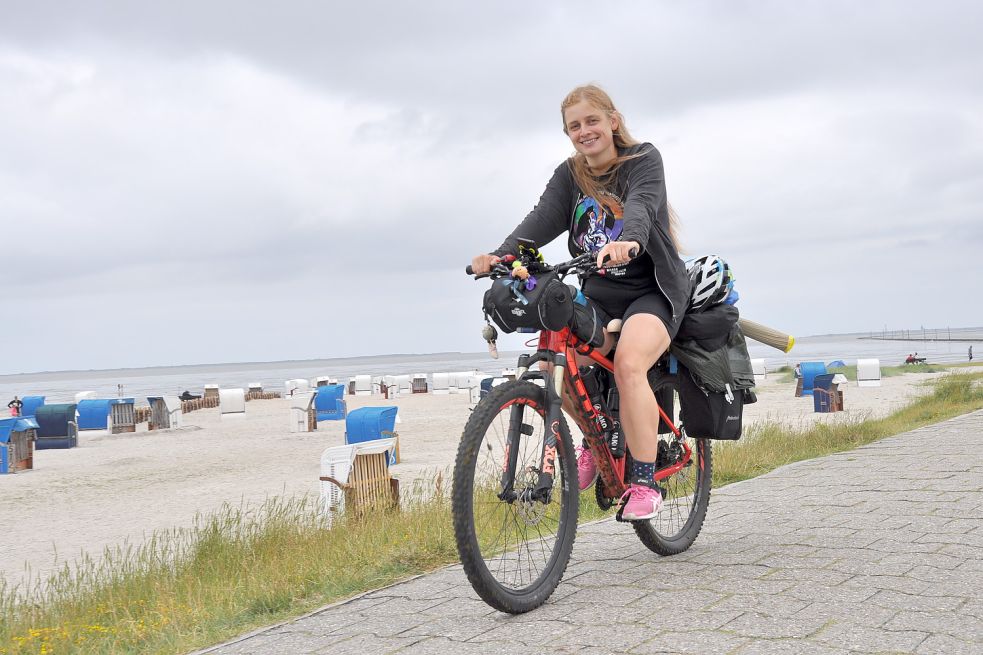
319, 438, 399, 524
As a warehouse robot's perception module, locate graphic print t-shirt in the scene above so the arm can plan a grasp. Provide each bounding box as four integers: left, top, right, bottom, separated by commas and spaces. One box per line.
569, 193, 656, 294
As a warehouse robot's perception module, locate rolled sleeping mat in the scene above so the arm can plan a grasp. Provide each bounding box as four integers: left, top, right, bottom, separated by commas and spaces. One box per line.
738, 318, 795, 353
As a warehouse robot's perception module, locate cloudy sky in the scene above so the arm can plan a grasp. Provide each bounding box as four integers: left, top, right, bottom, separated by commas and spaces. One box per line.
1, 1, 980, 374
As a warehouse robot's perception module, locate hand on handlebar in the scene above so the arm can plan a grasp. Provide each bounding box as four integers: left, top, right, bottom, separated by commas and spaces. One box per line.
596, 241, 639, 269
469, 254, 501, 276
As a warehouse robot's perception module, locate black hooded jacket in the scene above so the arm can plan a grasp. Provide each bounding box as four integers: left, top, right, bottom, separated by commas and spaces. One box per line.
491, 143, 689, 323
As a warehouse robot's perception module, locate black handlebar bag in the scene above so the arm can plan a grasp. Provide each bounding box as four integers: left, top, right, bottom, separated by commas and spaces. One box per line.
483, 271, 574, 334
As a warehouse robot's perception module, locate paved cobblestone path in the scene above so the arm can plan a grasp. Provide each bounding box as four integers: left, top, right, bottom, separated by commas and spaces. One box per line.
198, 410, 983, 654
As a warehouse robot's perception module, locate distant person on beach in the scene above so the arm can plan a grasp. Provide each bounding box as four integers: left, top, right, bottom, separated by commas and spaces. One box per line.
905, 354, 915, 364
970, 345, 974, 362
7, 396, 23, 416
471, 83, 689, 520
794, 363, 802, 378
179, 390, 201, 401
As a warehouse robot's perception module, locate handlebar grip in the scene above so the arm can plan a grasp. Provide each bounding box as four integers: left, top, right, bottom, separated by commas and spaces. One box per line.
738, 318, 795, 353
600, 247, 639, 267
466, 265, 474, 275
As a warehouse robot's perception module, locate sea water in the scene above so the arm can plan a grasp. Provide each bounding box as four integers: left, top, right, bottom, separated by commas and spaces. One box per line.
1, 330, 979, 406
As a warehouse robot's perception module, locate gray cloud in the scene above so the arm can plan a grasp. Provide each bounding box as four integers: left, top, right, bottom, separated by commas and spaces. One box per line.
1, 1, 981, 373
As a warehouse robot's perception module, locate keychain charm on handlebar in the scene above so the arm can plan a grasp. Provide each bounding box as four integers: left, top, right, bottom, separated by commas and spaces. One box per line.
481, 319, 499, 359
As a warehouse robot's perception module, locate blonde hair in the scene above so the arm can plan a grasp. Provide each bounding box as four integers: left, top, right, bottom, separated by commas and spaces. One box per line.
561, 84, 682, 251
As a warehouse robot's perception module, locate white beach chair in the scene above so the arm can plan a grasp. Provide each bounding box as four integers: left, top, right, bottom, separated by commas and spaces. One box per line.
285, 378, 310, 397
751, 358, 767, 379
383, 375, 399, 399
431, 372, 450, 395
163, 395, 183, 428
219, 388, 246, 419
289, 391, 315, 433
74, 391, 96, 403
857, 359, 882, 387
355, 375, 373, 396
395, 375, 411, 394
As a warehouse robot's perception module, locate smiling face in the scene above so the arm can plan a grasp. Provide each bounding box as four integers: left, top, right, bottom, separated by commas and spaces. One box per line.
563, 99, 619, 169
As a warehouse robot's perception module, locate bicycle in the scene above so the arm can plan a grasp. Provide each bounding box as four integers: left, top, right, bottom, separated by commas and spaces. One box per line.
452, 248, 711, 614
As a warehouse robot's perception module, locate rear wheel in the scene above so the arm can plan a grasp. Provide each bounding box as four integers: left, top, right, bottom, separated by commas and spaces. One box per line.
452, 381, 579, 613
632, 376, 712, 555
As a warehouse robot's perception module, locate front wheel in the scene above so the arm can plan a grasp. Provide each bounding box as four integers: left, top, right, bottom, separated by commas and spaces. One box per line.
632, 376, 713, 555
452, 380, 579, 613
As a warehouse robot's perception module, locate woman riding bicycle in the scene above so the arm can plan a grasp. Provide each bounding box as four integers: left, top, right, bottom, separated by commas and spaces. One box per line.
470, 84, 689, 520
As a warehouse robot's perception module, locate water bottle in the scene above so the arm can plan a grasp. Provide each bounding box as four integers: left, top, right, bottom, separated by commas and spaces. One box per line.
606, 386, 626, 458
580, 367, 612, 437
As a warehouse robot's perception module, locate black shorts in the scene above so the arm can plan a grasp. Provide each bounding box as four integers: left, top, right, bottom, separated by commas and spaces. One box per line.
583, 283, 682, 340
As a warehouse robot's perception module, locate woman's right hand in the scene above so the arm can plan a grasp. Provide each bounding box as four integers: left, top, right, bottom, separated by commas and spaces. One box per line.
471, 254, 500, 276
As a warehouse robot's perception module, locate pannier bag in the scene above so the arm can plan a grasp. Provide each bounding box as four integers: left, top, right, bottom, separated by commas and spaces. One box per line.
672, 321, 757, 441
483, 271, 573, 334
677, 364, 744, 440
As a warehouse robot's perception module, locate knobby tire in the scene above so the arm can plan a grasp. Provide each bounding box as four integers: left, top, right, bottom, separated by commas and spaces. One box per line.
631, 375, 713, 555
452, 381, 578, 614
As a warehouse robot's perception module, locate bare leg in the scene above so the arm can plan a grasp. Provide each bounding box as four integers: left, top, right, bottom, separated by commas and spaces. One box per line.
613, 314, 671, 462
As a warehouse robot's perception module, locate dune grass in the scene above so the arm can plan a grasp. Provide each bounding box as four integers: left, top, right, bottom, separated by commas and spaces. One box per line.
2, 372, 981, 655
713, 371, 983, 486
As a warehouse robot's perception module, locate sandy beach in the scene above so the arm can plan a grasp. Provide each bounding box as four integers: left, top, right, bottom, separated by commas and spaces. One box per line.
0, 370, 945, 589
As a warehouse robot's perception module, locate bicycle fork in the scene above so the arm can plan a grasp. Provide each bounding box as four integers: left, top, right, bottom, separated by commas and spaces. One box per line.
497, 351, 566, 505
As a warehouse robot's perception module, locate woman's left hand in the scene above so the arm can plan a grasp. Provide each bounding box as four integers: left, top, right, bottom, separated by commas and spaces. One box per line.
596, 240, 640, 268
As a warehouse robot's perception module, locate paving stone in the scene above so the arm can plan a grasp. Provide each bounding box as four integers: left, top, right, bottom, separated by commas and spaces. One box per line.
884, 610, 983, 640
812, 622, 928, 653
197, 410, 983, 655
915, 632, 983, 655
793, 600, 898, 628
632, 629, 749, 653
736, 639, 852, 655
719, 612, 830, 639
867, 589, 966, 612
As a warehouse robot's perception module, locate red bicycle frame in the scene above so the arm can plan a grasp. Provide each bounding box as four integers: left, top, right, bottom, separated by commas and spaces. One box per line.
533, 326, 690, 500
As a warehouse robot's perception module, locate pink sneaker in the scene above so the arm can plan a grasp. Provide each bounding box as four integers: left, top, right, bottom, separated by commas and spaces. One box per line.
575, 445, 598, 491
620, 483, 663, 520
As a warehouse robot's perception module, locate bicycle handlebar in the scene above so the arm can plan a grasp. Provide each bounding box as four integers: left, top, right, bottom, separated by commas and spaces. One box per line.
465, 247, 639, 279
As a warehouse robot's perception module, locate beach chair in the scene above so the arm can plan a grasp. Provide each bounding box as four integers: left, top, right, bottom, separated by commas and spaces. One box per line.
289, 391, 316, 433
345, 406, 400, 464
314, 384, 347, 422
219, 388, 246, 419
147, 396, 183, 430
354, 375, 373, 396
20, 396, 45, 418
0, 417, 38, 473
795, 361, 827, 397
431, 372, 450, 395
76, 399, 112, 430
751, 358, 766, 379
857, 358, 882, 387
285, 378, 309, 397
319, 437, 398, 525
34, 404, 78, 449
